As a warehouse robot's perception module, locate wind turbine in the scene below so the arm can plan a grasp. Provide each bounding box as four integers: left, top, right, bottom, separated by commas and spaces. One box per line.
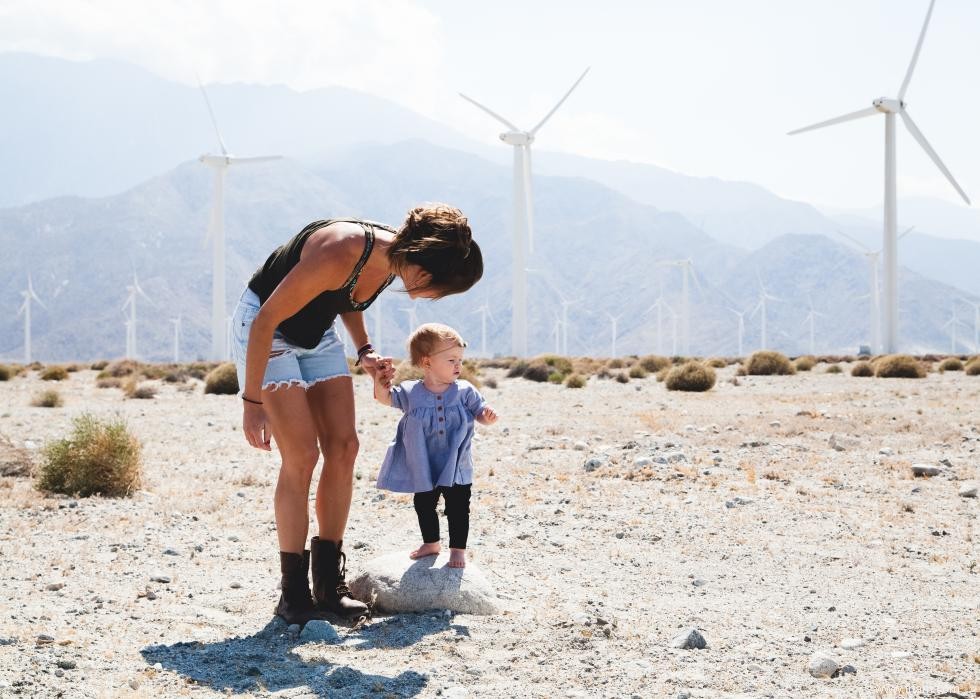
197, 80, 282, 361
657, 259, 703, 355
959, 298, 980, 352
606, 311, 627, 359
750, 277, 780, 350
644, 294, 670, 355
942, 306, 967, 354
472, 302, 496, 357
728, 308, 746, 357
801, 298, 826, 355
171, 316, 182, 364
17, 275, 45, 364
550, 313, 562, 355
122, 274, 151, 359
528, 268, 577, 355
460, 67, 590, 357
789, 0, 970, 354
834, 226, 914, 353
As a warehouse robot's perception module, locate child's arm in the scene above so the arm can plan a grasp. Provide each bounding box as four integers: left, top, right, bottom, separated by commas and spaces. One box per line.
476, 406, 498, 425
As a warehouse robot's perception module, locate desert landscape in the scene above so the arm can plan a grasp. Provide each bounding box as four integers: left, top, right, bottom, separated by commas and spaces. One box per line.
0, 356, 978, 699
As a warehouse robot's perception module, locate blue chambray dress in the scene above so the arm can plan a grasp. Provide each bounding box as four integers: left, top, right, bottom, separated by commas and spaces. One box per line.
375, 379, 487, 494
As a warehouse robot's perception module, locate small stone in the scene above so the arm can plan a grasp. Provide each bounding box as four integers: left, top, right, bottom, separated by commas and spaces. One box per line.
227, 535, 240, 542
879, 447, 894, 456
691, 578, 707, 587
36, 634, 54, 644
670, 628, 707, 649
45, 583, 64, 591
633, 457, 652, 468
286, 624, 301, 638
958, 484, 977, 498
829, 434, 859, 451
162, 548, 180, 556
229, 582, 241, 589
55, 669, 64, 678
890, 651, 911, 659
145, 588, 157, 601
836, 664, 857, 676
573, 441, 588, 451
56, 660, 76, 670
300, 620, 340, 643
807, 651, 838, 678
840, 638, 865, 649
676, 692, 691, 699
128, 679, 140, 690
769, 421, 781, 428
149, 575, 171, 584
583, 457, 605, 473
746, 663, 764, 672
804, 635, 812, 642
911, 464, 942, 477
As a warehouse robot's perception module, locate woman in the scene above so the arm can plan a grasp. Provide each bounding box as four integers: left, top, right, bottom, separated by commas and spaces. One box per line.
231, 204, 482, 625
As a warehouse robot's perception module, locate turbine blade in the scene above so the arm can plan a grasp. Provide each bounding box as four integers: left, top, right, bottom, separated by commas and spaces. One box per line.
197, 78, 229, 156
898, 0, 937, 101
834, 228, 871, 252
229, 155, 282, 165
898, 225, 915, 241
529, 67, 590, 135
787, 106, 878, 136
900, 110, 971, 205
458, 93, 520, 131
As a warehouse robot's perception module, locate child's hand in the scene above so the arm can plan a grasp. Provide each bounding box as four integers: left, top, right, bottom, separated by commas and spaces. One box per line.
478, 406, 498, 425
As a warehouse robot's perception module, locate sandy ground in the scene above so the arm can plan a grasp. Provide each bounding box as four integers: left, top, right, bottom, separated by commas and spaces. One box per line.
0, 364, 978, 699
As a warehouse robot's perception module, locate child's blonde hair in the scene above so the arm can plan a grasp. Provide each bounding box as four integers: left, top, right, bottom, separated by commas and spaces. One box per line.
408, 323, 466, 367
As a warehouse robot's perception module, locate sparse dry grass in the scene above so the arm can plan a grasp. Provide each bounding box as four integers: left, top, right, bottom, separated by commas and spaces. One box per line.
745, 351, 795, 376
30, 389, 63, 408
40, 365, 68, 381
204, 363, 239, 395
876, 354, 926, 379
938, 357, 963, 372
665, 361, 716, 392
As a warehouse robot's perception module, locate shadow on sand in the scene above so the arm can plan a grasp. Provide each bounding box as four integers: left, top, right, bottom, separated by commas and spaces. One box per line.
141, 612, 468, 697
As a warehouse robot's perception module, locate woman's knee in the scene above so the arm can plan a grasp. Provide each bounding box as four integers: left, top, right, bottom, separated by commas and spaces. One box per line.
279, 447, 320, 481
321, 433, 359, 466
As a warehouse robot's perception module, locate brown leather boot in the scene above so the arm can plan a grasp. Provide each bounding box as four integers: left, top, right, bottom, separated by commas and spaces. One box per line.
273, 551, 317, 626
310, 537, 369, 618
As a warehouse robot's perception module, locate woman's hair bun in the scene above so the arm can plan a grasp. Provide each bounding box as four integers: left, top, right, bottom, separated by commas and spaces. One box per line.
403, 204, 471, 257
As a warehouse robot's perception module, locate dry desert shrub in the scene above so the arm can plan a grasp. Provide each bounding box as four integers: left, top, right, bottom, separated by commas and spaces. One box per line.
0, 365, 11, 381
505, 360, 528, 378
794, 355, 816, 371
535, 355, 573, 376
521, 361, 551, 383
204, 363, 240, 394
875, 354, 926, 379
966, 357, 980, 376
639, 355, 671, 372
851, 361, 874, 377
938, 357, 963, 372
706, 357, 727, 369
607, 358, 625, 369
665, 361, 716, 392
31, 389, 63, 408
64, 363, 83, 373
564, 374, 586, 389
90, 360, 109, 371
100, 359, 140, 378
186, 362, 218, 381
825, 364, 842, 374
615, 371, 630, 384
655, 367, 670, 382
628, 365, 648, 379
122, 377, 157, 400
36, 413, 142, 498
745, 351, 796, 375
0, 436, 34, 477
96, 377, 123, 389
483, 377, 498, 389
40, 365, 68, 381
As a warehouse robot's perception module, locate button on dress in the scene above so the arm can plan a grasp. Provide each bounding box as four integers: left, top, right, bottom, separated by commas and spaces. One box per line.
376, 380, 487, 493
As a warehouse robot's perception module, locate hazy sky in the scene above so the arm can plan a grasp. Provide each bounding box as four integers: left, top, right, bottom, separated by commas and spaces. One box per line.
2, 0, 978, 210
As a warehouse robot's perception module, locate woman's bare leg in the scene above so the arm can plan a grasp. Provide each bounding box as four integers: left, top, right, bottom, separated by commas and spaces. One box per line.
262, 385, 320, 553
305, 377, 358, 541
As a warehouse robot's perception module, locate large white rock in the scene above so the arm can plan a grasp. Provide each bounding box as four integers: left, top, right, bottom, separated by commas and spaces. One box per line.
349, 551, 500, 615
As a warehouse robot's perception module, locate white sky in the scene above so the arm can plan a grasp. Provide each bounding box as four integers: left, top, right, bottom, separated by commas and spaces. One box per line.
1, 0, 978, 210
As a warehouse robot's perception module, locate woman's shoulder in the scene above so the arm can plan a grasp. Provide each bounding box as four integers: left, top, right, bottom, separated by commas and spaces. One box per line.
302, 221, 366, 261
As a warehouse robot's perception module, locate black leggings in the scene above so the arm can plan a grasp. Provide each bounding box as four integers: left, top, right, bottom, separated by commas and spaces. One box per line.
413, 484, 471, 550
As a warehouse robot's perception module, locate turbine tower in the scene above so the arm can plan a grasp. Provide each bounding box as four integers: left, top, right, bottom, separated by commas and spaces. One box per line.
460, 68, 590, 357
473, 303, 495, 357
750, 278, 780, 350
728, 308, 746, 357
657, 259, 701, 355
801, 299, 826, 355
959, 298, 980, 352
197, 80, 282, 360
171, 316, 182, 364
789, 0, 970, 353
122, 274, 151, 359
607, 311, 625, 358
17, 275, 45, 364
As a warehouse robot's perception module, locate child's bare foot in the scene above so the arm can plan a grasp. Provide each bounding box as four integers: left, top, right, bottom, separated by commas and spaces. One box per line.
409, 543, 440, 560
448, 548, 466, 568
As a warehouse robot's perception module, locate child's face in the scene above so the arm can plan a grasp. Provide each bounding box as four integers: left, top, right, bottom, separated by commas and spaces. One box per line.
423, 339, 464, 384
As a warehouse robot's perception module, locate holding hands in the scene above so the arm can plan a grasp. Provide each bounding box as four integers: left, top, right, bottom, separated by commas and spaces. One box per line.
477, 406, 498, 425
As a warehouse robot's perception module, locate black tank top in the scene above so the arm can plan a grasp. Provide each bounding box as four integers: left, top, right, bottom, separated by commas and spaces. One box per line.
247, 219, 396, 349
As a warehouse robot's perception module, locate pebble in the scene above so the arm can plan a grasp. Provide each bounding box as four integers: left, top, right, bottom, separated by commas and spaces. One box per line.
838, 664, 857, 675
725, 496, 754, 508
829, 434, 859, 451
56, 659, 76, 670
676, 692, 691, 699
299, 620, 339, 643
807, 651, 838, 678
36, 634, 54, 644
769, 421, 781, 428
128, 679, 140, 690
583, 458, 605, 473
286, 624, 302, 639
633, 457, 652, 468
149, 575, 171, 584
573, 441, 588, 451
45, 583, 64, 591
958, 484, 977, 498
879, 447, 894, 456
670, 628, 707, 650
746, 663, 764, 672
153, 662, 163, 670
911, 464, 942, 477
162, 548, 180, 556
890, 651, 912, 659
840, 638, 866, 649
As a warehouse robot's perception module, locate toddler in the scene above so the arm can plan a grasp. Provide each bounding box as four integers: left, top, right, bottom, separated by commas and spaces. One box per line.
373, 323, 498, 568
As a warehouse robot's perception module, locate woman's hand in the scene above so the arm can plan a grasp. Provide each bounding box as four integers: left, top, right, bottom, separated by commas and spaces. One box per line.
243, 402, 272, 451
362, 353, 395, 389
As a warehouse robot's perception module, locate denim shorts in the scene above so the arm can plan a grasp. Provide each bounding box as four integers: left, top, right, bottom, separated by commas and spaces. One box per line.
231, 288, 351, 391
